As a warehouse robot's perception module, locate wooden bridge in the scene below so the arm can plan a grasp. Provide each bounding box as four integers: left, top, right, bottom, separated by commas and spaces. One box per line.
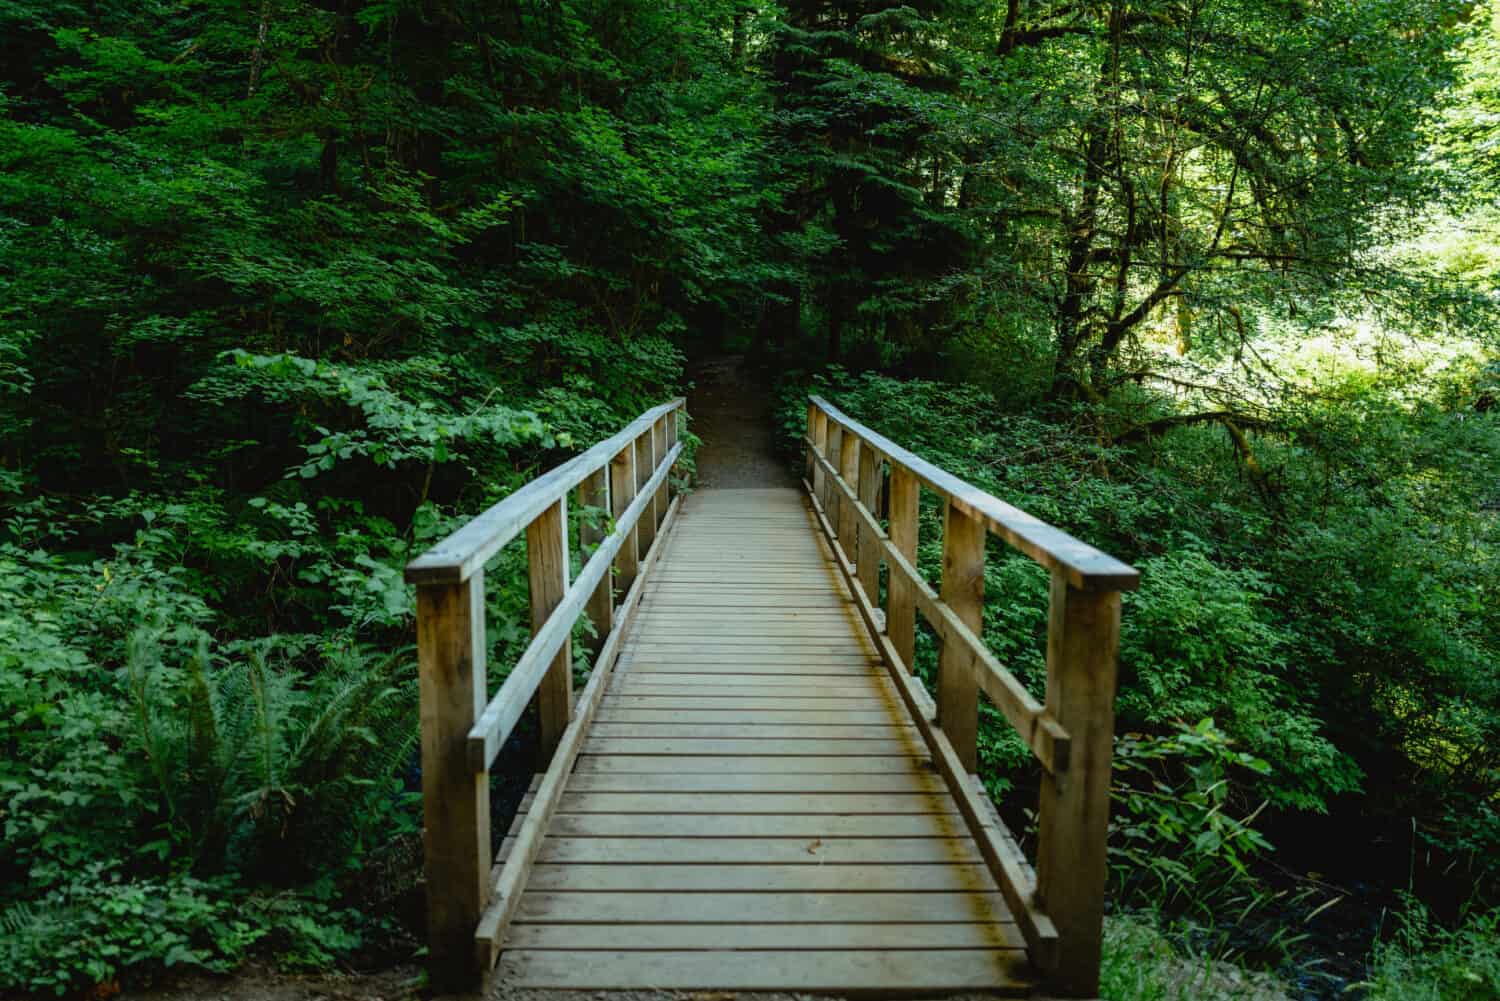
405, 398, 1138, 998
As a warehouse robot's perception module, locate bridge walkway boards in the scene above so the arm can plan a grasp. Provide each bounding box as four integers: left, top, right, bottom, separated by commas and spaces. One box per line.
497, 488, 1035, 994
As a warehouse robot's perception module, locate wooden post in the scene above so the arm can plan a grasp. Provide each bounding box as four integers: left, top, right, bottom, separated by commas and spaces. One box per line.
822, 424, 842, 526
634, 431, 657, 555
415, 573, 490, 989
652, 414, 670, 530
938, 500, 983, 770
837, 431, 859, 557
810, 407, 829, 501
579, 468, 611, 659
856, 446, 881, 605
1035, 572, 1121, 997
527, 498, 571, 758
887, 465, 919, 669
609, 445, 638, 599
667, 406, 680, 497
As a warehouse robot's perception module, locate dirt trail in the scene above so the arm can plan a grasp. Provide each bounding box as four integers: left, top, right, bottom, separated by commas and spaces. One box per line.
685, 356, 793, 489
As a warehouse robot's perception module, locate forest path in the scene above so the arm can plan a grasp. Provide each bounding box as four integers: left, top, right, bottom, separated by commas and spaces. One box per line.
686, 356, 795, 488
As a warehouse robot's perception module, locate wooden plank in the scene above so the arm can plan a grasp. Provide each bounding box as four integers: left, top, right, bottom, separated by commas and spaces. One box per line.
625, 641, 877, 654
535, 836, 981, 864
634, 429, 657, 555
1034, 572, 1121, 997
565, 771, 947, 793
500, 948, 1032, 993
578, 467, 612, 659
810, 395, 1138, 591
406, 398, 682, 584
526, 497, 572, 756
580, 737, 920, 756
547, 812, 970, 839
524, 863, 999, 893
600, 697, 892, 711
516, 891, 1012, 924
572, 754, 926, 774
556, 792, 959, 815
595, 708, 900, 724
938, 497, 983, 771
856, 443, 881, 604
608, 444, 638, 597
587, 722, 913, 739
612, 678, 888, 693
414, 572, 490, 989
887, 463, 919, 669
503, 922, 1017, 952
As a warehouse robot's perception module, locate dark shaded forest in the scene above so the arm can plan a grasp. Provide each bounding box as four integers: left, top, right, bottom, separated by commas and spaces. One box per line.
1, 0, 1497, 998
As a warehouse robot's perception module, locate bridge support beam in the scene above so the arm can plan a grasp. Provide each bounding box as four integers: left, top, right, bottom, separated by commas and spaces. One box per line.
938, 501, 983, 770
1035, 572, 1121, 997
415, 573, 491, 991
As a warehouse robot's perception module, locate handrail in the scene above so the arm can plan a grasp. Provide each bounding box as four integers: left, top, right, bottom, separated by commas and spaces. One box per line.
406, 398, 685, 585
804, 442, 1070, 772
810, 395, 1139, 590
465, 440, 680, 769
803, 395, 1133, 999
408, 398, 686, 990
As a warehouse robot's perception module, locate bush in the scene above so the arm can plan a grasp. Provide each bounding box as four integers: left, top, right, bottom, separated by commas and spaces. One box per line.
1362, 900, 1500, 1001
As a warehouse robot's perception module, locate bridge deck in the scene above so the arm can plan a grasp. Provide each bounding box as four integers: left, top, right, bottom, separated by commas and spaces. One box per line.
497, 488, 1036, 993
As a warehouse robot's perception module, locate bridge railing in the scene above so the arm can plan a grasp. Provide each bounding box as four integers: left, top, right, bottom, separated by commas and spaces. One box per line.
803, 395, 1138, 998
405, 398, 686, 988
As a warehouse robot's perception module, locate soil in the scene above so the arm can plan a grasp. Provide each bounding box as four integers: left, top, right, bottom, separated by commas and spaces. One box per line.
685, 356, 794, 489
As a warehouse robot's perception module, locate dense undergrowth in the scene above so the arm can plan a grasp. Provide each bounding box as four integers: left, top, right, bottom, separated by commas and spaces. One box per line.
2, 0, 1498, 997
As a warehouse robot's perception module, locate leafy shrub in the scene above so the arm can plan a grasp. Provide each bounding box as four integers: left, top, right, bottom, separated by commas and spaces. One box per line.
1361, 899, 1500, 1000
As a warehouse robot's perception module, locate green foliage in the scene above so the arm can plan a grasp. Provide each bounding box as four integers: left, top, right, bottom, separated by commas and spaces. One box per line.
1361, 899, 1500, 1001
1112, 720, 1274, 912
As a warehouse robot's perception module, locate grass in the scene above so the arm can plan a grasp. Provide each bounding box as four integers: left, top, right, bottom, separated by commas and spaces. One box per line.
1359, 900, 1500, 1001
1100, 915, 1291, 1001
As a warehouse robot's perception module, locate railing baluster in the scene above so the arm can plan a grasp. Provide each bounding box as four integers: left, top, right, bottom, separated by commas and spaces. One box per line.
610, 445, 639, 597
938, 499, 983, 770
837, 431, 859, 554
527, 499, 572, 756
652, 414, 670, 530
856, 445, 881, 606
1035, 572, 1121, 998
414, 573, 490, 988
634, 430, 657, 554
886, 464, 919, 669
823, 423, 843, 528
579, 468, 611, 658
809, 407, 829, 503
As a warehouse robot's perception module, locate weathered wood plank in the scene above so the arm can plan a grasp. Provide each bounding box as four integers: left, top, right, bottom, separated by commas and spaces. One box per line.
571, 754, 927, 774
556, 792, 960, 815
595, 708, 900, 724
415, 573, 490, 989
564, 771, 946, 793
579, 737, 922, 756
938, 497, 983, 771
515, 891, 1013, 924
500, 948, 1033, 993
503, 922, 1018, 952
534, 836, 981, 865
546, 813, 972, 839
526, 497, 572, 756
524, 863, 999, 893
1035, 571, 1121, 997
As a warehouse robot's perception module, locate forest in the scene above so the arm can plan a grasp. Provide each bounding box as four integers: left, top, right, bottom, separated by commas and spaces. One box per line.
0, 0, 1497, 998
